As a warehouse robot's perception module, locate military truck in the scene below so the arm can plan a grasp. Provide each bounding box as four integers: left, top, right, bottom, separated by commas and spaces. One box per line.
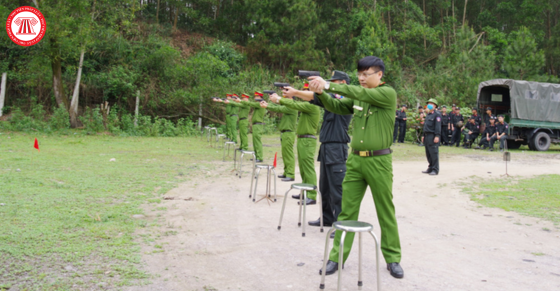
477, 79, 560, 151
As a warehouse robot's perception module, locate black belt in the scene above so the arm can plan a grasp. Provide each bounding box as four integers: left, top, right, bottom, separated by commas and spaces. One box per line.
239, 117, 247, 120
253, 122, 265, 125
281, 130, 292, 133
229, 114, 238, 117
352, 148, 392, 157
297, 135, 317, 139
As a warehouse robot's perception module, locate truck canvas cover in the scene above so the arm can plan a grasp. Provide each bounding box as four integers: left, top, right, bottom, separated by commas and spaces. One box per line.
477, 79, 560, 123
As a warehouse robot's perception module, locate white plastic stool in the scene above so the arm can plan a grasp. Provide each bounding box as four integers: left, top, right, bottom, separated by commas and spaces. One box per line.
251, 164, 277, 204
320, 221, 381, 291
208, 127, 218, 146
217, 134, 227, 148
277, 183, 323, 237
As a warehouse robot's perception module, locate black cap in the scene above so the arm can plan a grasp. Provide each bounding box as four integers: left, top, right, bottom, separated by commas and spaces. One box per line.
418, 106, 423, 109
472, 108, 477, 111
442, 105, 447, 108
486, 107, 492, 110
497, 114, 504, 118
327, 70, 351, 84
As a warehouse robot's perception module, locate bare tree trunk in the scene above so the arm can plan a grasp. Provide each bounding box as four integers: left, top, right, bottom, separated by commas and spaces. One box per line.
51, 51, 68, 109
452, 0, 456, 38
0, 73, 6, 117
423, 0, 427, 50
156, 0, 160, 23
69, 48, 85, 128
388, 9, 392, 42
173, 5, 178, 30
462, 0, 468, 26
134, 90, 140, 127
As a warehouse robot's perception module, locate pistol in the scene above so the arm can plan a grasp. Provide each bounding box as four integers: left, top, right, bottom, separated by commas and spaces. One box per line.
274, 82, 290, 88
298, 70, 321, 78
263, 90, 276, 95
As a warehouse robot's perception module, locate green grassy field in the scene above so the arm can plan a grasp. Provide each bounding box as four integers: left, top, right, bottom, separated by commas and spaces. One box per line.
0, 132, 230, 290
465, 175, 560, 228
1, 131, 558, 290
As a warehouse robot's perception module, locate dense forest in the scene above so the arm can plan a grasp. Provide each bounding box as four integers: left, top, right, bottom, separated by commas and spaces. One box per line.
0, 0, 558, 132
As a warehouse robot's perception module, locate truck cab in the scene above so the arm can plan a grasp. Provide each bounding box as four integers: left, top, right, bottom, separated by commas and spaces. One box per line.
477, 79, 560, 151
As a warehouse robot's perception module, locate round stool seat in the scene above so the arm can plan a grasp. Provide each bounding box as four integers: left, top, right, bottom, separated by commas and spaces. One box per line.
255, 164, 273, 169
218, 134, 226, 136
291, 183, 317, 191
333, 221, 373, 233
225, 141, 235, 144
210, 127, 217, 130
204, 126, 210, 129
241, 150, 255, 154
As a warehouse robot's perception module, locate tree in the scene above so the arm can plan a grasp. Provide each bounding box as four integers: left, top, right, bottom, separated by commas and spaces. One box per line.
503, 27, 545, 80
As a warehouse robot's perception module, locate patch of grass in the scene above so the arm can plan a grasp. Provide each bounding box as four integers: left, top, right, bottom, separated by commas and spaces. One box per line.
467, 175, 560, 225
0, 132, 226, 289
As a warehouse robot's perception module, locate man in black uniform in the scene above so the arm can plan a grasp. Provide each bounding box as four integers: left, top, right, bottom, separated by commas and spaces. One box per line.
476, 117, 497, 150
482, 107, 494, 126
440, 105, 450, 145
491, 115, 509, 151
393, 104, 407, 143
471, 108, 482, 125
450, 106, 464, 147
422, 99, 441, 175
462, 117, 480, 148
282, 71, 352, 235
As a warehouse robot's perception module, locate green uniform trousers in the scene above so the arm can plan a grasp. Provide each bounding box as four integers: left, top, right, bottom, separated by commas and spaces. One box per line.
238, 119, 249, 150
280, 131, 296, 179
228, 116, 238, 143
296, 137, 317, 200
225, 117, 230, 140
329, 153, 401, 264
252, 124, 263, 160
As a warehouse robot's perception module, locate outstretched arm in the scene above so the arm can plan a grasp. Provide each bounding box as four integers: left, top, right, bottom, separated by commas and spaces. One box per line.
315, 92, 354, 115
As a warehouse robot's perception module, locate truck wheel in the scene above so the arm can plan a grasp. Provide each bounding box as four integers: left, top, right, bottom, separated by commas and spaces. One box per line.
532, 132, 551, 151
506, 140, 521, 150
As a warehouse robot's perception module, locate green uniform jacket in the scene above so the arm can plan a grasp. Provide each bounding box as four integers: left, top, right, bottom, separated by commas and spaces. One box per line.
278, 98, 320, 135
317, 83, 397, 150
228, 103, 239, 116
229, 101, 250, 118
225, 102, 232, 115
266, 103, 297, 132
242, 100, 266, 123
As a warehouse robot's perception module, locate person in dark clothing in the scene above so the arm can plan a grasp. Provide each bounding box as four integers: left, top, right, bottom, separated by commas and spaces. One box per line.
450, 107, 464, 147
482, 107, 494, 126
462, 117, 480, 148
415, 106, 425, 145
471, 108, 482, 125
476, 117, 497, 150
440, 105, 450, 145
393, 104, 408, 143
491, 115, 509, 151
282, 70, 352, 237
422, 99, 442, 175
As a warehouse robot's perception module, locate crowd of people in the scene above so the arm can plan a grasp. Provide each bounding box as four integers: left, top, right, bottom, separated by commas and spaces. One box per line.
396, 104, 510, 152
212, 57, 405, 280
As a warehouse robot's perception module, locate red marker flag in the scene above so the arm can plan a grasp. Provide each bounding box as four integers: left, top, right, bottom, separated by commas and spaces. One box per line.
273, 152, 277, 168
34, 138, 39, 152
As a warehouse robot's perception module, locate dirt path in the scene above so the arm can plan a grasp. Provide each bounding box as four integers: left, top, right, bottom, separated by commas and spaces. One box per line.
128, 152, 560, 291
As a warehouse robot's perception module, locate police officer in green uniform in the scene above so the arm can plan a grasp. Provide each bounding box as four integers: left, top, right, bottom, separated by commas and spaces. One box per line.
227, 94, 239, 143
306, 56, 403, 279
223, 94, 233, 140
260, 94, 298, 181
421, 99, 442, 175
241, 92, 266, 162
229, 93, 251, 150
268, 89, 320, 204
